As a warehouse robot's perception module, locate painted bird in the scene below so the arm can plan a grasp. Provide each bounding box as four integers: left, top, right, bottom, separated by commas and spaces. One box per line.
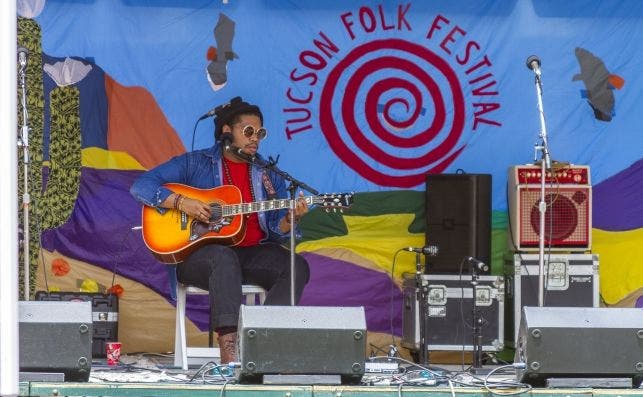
572, 47, 624, 122
206, 13, 238, 91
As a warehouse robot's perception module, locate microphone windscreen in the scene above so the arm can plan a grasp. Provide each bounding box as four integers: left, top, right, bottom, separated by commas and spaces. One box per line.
525, 55, 541, 70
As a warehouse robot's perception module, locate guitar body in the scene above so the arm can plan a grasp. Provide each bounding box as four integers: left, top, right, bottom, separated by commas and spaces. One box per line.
141, 184, 247, 264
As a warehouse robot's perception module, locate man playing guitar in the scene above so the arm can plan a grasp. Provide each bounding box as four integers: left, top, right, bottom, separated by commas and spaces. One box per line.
130, 97, 310, 364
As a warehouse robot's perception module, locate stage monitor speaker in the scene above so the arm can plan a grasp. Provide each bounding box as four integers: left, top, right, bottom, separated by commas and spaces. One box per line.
508, 164, 592, 251
515, 306, 643, 387
237, 305, 366, 384
19, 301, 93, 382
425, 173, 491, 273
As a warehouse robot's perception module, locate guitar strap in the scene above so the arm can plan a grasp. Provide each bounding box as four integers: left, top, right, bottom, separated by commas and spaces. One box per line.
261, 171, 277, 199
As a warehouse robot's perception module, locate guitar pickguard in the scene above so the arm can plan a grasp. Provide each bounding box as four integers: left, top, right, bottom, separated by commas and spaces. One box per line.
188, 216, 233, 241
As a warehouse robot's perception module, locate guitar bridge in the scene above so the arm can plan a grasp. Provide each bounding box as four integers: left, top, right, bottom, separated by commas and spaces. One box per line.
209, 216, 232, 232
180, 211, 188, 230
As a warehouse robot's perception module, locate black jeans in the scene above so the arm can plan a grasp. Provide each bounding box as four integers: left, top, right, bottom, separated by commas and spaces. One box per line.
176, 242, 310, 328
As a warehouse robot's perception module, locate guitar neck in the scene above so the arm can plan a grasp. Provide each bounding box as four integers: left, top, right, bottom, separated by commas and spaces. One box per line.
221, 196, 313, 216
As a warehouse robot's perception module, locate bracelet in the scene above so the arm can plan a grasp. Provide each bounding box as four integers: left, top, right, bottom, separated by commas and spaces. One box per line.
177, 196, 186, 212
173, 194, 183, 210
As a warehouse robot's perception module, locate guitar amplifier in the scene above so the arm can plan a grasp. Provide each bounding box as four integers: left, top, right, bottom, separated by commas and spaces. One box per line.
35, 291, 118, 358
508, 164, 591, 251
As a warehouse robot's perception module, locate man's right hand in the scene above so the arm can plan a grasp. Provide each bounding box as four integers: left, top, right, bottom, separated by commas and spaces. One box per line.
180, 197, 211, 223
163, 193, 211, 223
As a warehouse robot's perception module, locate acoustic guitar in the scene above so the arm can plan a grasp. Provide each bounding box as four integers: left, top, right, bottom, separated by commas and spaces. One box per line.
141, 183, 353, 264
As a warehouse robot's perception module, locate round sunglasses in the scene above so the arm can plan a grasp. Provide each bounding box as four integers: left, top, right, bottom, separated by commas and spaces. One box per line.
239, 125, 267, 140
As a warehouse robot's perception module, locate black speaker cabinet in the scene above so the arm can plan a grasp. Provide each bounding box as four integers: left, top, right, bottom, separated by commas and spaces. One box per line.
425, 173, 491, 273
237, 305, 366, 384
515, 307, 643, 387
19, 301, 93, 382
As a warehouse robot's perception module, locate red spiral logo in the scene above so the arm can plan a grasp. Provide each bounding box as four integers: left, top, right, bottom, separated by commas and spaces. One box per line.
319, 38, 466, 187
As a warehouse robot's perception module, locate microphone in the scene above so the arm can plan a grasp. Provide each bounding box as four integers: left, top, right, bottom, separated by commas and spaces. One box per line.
218, 132, 233, 151
466, 256, 489, 272
198, 108, 217, 121
404, 246, 439, 256
17, 47, 28, 71
525, 55, 541, 76
198, 99, 236, 121
226, 144, 256, 163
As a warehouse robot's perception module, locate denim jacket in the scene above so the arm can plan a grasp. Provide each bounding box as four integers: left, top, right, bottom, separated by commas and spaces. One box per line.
130, 144, 297, 243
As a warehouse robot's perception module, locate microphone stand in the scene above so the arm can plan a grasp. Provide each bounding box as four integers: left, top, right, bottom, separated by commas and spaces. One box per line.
229, 149, 318, 305
18, 59, 30, 301
469, 264, 489, 375
530, 64, 552, 308
414, 251, 430, 366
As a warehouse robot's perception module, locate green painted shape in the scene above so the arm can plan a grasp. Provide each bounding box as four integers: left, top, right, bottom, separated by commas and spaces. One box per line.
38, 85, 81, 230
17, 17, 45, 298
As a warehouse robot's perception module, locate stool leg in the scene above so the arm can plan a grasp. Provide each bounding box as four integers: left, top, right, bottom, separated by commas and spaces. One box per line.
174, 284, 188, 370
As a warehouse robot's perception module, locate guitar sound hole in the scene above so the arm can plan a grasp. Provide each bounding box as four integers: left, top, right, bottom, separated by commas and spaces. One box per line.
209, 203, 223, 222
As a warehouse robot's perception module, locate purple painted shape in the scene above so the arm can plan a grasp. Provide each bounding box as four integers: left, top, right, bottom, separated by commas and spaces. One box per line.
593, 158, 643, 231
40, 167, 214, 330
300, 252, 403, 336
636, 295, 643, 308
41, 168, 172, 298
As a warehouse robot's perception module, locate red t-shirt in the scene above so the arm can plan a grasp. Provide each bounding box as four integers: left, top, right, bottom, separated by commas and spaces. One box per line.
223, 158, 265, 246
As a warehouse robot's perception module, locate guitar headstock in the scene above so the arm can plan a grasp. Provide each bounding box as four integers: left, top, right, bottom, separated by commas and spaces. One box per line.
312, 192, 354, 213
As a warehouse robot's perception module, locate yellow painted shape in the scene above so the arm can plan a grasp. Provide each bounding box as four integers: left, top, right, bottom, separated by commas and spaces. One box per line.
81, 147, 146, 170
297, 213, 426, 281
593, 227, 643, 304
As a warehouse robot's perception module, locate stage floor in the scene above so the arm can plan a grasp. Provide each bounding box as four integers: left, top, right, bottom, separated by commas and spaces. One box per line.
17, 354, 643, 397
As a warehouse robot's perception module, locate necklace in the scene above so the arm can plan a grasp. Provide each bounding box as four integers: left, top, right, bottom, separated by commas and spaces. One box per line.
222, 157, 255, 217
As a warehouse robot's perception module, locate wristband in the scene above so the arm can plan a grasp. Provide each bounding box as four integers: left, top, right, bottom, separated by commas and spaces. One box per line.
173, 194, 183, 210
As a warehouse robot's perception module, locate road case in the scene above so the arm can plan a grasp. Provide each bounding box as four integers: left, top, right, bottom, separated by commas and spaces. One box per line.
504, 253, 599, 347
401, 273, 504, 352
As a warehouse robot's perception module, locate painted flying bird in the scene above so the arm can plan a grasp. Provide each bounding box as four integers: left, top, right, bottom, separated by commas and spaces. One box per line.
572, 47, 624, 122
206, 13, 238, 91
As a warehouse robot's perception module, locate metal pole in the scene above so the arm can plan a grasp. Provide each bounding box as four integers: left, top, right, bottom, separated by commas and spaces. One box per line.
288, 186, 296, 306
415, 252, 429, 366
0, 1, 21, 395
471, 270, 482, 369
537, 151, 547, 307
18, 48, 31, 301
527, 56, 551, 308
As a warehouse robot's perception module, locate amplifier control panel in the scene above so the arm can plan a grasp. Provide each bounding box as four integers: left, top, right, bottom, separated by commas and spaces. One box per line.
511, 164, 590, 185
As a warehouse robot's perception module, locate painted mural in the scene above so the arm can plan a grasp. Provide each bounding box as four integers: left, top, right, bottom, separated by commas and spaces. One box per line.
17, 0, 643, 352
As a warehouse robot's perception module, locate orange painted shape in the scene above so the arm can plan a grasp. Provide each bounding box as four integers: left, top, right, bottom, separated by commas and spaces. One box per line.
207, 46, 217, 61
608, 74, 625, 90
105, 75, 186, 170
